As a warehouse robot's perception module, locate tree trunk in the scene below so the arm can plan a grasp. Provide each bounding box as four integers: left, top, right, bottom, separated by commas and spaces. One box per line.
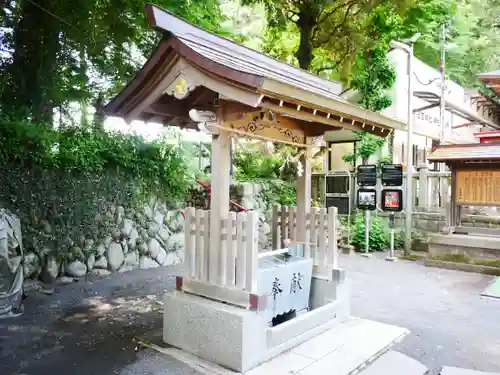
295, 12, 315, 70
4, 0, 60, 123
93, 94, 105, 130
79, 44, 89, 127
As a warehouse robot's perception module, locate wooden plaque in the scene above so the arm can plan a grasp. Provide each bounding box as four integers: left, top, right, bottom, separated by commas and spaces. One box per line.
456, 170, 500, 206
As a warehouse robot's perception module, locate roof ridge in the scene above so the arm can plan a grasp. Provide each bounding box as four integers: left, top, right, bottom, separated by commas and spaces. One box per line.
146, 3, 343, 95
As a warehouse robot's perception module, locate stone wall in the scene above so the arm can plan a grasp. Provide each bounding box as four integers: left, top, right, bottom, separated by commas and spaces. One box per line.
0, 165, 187, 283
186, 181, 273, 249
9, 176, 277, 283
376, 208, 500, 234
20, 199, 185, 282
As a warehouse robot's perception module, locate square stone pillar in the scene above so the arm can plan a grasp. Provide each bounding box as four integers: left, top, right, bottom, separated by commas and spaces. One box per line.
296, 137, 312, 256
209, 130, 232, 284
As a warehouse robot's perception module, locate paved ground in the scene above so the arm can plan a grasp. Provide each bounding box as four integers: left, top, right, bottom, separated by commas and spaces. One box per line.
0, 265, 198, 375
343, 254, 500, 373
1, 254, 499, 374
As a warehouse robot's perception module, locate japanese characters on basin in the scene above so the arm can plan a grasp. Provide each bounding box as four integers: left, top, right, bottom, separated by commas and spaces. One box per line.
257, 254, 313, 324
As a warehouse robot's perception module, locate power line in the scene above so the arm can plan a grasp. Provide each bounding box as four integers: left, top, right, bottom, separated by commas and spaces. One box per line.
413, 72, 439, 86
26, 0, 75, 30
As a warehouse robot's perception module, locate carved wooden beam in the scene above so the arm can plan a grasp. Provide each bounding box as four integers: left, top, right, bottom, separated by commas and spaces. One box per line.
221, 110, 306, 144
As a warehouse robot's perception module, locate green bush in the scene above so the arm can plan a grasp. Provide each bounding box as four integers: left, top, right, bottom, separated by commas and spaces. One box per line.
261, 180, 296, 206
232, 144, 299, 207
232, 143, 299, 182
394, 229, 429, 251
350, 212, 389, 252
0, 116, 191, 201
232, 148, 282, 180
0, 115, 192, 262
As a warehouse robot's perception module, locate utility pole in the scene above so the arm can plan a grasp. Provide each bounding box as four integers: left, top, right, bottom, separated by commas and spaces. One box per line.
439, 23, 447, 145
390, 33, 421, 255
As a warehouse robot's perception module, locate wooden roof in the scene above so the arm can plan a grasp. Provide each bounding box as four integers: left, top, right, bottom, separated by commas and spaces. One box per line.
104, 3, 405, 139
478, 70, 500, 96
428, 143, 500, 162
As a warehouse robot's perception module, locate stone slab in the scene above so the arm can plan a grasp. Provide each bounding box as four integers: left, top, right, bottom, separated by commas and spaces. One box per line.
358, 351, 427, 375
441, 366, 500, 375
425, 259, 500, 277
157, 317, 409, 375
429, 234, 500, 250
297, 319, 408, 375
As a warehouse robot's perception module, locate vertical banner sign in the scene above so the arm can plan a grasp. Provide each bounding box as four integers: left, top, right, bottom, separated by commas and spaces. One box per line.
356, 165, 377, 256
380, 164, 403, 261
357, 165, 377, 187
381, 164, 403, 187
381, 189, 404, 212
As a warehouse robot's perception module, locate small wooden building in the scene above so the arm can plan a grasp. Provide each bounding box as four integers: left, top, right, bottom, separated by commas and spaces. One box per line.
428, 143, 500, 236
474, 130, 500, 144
104, 4, 408, 372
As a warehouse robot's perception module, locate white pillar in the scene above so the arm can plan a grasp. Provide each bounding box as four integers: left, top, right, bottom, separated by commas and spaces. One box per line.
296, 138, 312, 257
209, 130, 232, 285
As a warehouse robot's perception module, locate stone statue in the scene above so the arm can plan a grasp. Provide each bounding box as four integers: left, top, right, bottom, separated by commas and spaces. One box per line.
0, 209, 24, 319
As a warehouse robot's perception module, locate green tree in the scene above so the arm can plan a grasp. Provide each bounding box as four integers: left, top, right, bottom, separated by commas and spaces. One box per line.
241, 0, 393, 71
0, 0, 223, 123
241, 0, 452, 77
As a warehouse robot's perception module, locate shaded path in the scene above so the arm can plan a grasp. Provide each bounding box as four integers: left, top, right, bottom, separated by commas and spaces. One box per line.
0, 265, 198, 375
1, 256, 500, 374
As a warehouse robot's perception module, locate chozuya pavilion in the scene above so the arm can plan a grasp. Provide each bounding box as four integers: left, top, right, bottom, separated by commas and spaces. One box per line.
105, 3, 406, 373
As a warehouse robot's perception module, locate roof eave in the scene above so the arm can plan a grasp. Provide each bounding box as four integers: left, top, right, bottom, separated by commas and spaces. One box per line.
259, 79, 406, 132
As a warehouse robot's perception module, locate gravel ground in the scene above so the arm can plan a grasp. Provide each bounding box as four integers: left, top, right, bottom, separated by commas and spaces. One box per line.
1, 255, 499, 374
343, 253, 500, 373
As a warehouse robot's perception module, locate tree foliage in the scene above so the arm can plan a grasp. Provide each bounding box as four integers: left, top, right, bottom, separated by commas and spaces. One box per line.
0, 0, 223, 123
0, 114, 191, 201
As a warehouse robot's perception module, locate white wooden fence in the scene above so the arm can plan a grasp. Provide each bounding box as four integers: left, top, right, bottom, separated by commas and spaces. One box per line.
183, 208, 258, 293
271, 205, 339, 269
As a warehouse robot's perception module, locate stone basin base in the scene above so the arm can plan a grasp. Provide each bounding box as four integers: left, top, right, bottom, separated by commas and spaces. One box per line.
163, 269, 350, 372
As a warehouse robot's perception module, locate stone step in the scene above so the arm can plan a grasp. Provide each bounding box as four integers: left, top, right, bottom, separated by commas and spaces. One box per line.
440, 367, 500, 375
358, 350, 427, 375
142, 317, 409, 375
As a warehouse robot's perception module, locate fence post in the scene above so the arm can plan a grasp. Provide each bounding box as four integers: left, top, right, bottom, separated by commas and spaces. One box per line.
280, 206, 288, 248
184, 207, 196, 278
236, 212, 246, 289
203, 211, 210, 281
245, 211, 258, 293
327, 207, 338, 269
194, 209, 205, 280
227, 212, 237, 286
318, 208, 327, 266
289, 206, 297, 242
310, 208, 319, 263
418, 165, 429, 209
272, 204, 280, 250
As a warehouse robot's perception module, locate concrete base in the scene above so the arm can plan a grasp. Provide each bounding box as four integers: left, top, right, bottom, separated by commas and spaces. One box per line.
156, 317, 408, 375
163, 272, 351, 373
429, 234, 500, 260
441, 367, 500, 375
359, 350, 427, 375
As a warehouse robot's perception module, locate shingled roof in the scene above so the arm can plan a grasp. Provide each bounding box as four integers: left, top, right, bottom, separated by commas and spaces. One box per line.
104, 3, 405, 137
428, 143, 500, 162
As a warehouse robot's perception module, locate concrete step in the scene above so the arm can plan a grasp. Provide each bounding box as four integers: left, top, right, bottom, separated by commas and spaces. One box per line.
441, 367, 500, 375
142, 317, 409, 375
358, 350, 427, 375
